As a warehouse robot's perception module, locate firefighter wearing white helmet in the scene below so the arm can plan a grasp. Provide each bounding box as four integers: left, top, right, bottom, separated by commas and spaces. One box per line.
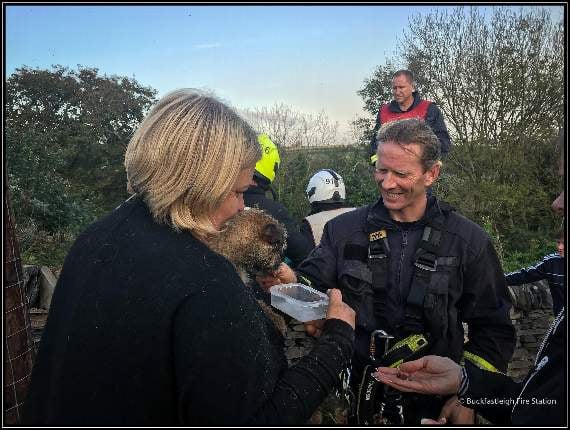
301, 169, 355, 248
244, 134, 312, 267
306, 169, 346, 204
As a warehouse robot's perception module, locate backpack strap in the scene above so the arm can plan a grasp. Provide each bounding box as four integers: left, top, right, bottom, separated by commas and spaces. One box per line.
401, 208, 447, 335
368, 229, 391, 326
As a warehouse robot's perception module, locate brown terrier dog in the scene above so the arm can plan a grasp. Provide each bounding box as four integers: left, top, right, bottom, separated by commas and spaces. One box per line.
208, 208, 289, 334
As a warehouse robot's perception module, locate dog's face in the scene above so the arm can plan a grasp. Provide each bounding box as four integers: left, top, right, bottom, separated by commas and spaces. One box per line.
209, 208, 287, 279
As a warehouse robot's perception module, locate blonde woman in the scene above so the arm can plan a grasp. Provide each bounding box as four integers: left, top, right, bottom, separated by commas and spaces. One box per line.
23, 89, 355, 426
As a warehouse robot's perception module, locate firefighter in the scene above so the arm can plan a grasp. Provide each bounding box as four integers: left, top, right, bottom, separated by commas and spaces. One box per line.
301, 169, 355, 248
375, 131, 566, 426
244, 134, 312, 268
369, 69, 451, 165
258, 118, 515, 425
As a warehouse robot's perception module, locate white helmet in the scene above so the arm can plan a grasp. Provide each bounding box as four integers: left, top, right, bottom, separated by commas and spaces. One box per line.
306, 169, 346, 204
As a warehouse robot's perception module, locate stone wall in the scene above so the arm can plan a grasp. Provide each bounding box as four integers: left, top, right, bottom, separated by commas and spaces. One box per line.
284, 319, 349, 425
22, 265, 56, 354
507, 281, 555, 380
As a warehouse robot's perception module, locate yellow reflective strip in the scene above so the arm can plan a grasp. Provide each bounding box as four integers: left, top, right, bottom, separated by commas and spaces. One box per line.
390, 334, 427, 352
387, 334, 427, 354
463, 351, 503, 374
389, 359, 404, 368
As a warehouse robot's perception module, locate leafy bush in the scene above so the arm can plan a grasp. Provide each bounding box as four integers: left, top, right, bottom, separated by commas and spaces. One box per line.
6, 65, 157, 264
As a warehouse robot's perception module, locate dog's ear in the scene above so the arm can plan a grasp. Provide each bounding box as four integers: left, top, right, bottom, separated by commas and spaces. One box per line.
261, 223, 281, 245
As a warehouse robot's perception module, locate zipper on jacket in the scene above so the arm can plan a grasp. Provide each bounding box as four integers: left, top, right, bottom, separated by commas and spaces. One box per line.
396, 229, 408, 290
512, 355, 549, 416
535, 307, 564, 361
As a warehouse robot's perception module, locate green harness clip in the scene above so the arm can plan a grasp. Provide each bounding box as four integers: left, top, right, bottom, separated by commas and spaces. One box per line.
381, 334, 429, 368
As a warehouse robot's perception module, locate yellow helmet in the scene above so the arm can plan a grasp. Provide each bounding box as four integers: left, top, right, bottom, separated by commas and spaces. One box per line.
254, 134, 280, 183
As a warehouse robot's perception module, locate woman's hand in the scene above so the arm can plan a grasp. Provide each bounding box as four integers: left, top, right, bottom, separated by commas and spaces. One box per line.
325, 289, 355, 328
304, 289, 355, 337
256, 262, 297, 292
372, 355, 462, 396
418, 396, 474, 425
304, 320, 325, 337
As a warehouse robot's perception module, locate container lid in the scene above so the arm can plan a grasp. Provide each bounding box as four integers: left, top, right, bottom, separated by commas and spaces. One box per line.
270, 283, 328, 305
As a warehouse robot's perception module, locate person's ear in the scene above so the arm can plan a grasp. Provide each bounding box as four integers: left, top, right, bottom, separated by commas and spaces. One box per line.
424, 161, 442, 187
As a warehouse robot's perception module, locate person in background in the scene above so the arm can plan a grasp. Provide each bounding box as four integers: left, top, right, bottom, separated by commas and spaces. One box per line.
300, 169, 355, 248
22, 89, 355, 426
244, 134, 313, 267
369, 69, 451, 165
374, 132, 566, 426
505, 228, 565, 315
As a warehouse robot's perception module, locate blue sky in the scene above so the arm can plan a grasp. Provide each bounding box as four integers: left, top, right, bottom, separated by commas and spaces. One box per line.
4, 5, 564, 133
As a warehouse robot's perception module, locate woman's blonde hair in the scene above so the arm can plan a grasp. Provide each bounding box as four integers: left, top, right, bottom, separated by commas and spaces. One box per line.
125, 89, 260, 238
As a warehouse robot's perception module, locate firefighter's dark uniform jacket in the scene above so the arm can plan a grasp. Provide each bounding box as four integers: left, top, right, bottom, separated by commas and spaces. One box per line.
296, 196, 516, 376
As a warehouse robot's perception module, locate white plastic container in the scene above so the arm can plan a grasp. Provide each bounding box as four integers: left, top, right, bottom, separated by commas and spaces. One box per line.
270, 283, 329, 322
